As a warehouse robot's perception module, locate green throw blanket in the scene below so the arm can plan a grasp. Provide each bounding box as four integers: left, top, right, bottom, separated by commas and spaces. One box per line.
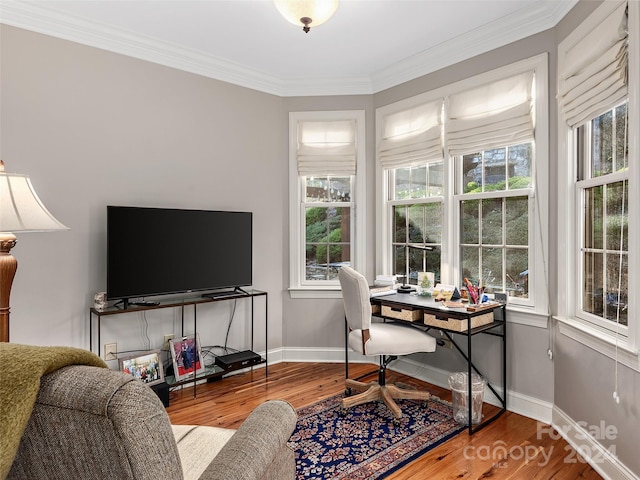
0, 343, 107, 480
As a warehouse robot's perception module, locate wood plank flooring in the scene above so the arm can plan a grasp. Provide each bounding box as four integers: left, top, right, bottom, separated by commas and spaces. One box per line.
166, 362, 603, 479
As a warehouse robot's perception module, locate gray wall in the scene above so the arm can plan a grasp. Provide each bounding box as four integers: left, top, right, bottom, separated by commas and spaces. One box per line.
281, 95, 375, 352
552, 1, 640, 476
2, 1, 638, 475
555, 334, 640, 475
1, 25, 285, 356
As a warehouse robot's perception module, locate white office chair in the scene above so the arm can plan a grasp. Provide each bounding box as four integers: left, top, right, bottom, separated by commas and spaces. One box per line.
338, 266, 437, 422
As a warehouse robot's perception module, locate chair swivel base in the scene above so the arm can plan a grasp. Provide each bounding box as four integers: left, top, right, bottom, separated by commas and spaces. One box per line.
341, 378, 431, 421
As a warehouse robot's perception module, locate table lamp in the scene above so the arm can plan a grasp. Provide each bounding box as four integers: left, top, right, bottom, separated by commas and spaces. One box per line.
0, 161, 68, 342
397, 244, 433, 293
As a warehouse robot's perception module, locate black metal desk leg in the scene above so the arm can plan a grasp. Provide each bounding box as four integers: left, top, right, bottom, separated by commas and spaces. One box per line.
193, 304, 197, 398
468, 326, 473, 435
503, 311, 507, 410
97, 316, 100, 356
345, 317, 349, 381
265, 294, 268, 376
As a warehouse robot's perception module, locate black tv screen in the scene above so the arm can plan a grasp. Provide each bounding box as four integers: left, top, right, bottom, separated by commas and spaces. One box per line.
107, 206, 252, 301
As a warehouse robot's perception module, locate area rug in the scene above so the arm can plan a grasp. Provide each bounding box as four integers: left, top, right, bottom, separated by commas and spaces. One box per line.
288, 393, 464, 479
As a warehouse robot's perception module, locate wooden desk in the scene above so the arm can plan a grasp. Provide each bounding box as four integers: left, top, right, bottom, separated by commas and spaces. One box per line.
371, 293, 507, 435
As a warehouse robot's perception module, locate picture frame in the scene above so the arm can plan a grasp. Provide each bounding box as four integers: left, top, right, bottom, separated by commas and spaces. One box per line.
169, 334, 205, 381
118, 349, 164, 386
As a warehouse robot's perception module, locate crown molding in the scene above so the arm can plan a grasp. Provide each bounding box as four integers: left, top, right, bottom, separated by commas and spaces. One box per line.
0, 1, 288, 96
1, 0, 578, 97
280, 75, 374, 97
371, 0, 578, 92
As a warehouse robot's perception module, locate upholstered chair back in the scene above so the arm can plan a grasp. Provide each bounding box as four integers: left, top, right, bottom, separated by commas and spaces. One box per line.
338, 266, 375, 354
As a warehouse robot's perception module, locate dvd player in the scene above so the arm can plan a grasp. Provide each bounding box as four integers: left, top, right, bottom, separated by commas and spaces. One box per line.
215, 350, 264, 371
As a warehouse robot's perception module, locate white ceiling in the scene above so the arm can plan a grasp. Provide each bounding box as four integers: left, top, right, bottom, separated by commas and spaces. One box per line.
0, 0, 577, 96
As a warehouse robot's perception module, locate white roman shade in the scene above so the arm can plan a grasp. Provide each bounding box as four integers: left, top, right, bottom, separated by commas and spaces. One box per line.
379, 100, 443, 169
558, 1, 628, 127
447, 72, 534, 156
297, 120, 356, 176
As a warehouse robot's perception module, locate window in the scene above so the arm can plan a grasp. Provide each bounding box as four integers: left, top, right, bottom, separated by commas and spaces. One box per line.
377, 55, 549, 320
557, 0, 638, 359
577, 104, 629, 329
389, 164, 443, 283
459, 144, 532, 298
449, 70, 535, 306
289, 111, 365, 297
304, 176, 352, 282
378, 99, 444, 285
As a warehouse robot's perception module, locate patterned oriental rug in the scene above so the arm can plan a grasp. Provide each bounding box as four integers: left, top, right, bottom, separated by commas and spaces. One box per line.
288, 393, 464, 479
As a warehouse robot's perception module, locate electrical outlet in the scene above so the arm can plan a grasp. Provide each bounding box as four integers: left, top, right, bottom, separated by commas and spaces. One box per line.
163, 334, 175, 349
104, 343, 117, 361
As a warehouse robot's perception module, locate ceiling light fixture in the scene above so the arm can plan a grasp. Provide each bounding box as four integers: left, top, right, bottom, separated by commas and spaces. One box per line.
274, 0, 339, 33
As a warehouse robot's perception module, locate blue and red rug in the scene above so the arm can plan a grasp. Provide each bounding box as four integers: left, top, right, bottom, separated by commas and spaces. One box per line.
288, 393, 464, 479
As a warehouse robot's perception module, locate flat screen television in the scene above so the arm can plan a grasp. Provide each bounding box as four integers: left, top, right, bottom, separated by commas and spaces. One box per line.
107, 206, 252, 305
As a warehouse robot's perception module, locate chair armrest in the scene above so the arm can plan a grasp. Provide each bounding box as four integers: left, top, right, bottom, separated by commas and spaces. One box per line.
10, 365, 183, 480
198, 400, 297, 480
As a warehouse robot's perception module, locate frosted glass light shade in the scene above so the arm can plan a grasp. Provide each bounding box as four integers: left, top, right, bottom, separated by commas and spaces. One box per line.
275, 0, 339, 32
0, 163, 68, 232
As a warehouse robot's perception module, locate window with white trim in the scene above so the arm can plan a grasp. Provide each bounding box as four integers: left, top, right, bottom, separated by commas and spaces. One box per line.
458, 144, 533, 299
576, 103, 629, 329
377, 55, 549, 317
289, 111, 366, 295
380, 99, 444, 283
557, 0, 637, 350
451, 72, 536, 304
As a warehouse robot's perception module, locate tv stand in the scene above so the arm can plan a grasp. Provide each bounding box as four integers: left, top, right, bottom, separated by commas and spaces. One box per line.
89, 289, 268, 398
113, 298, 161, 309
201, 286, 249, 300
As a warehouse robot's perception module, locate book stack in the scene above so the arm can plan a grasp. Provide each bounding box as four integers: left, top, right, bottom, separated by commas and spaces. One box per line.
369, 275, 398, 297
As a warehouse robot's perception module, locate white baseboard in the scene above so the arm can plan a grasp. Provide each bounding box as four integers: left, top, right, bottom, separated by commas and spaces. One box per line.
389, 356, 553, 424
274, 347, 552, 423
552, 406, 639, 480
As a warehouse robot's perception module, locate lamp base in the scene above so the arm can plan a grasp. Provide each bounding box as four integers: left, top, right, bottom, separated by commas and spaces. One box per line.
0, 232, 18, 342
397, 285, 415, 294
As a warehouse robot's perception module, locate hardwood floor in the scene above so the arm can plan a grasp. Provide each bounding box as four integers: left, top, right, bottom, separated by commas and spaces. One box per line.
166, 362, 603, 479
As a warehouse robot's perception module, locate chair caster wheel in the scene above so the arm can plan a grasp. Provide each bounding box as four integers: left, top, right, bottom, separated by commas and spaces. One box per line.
392, 418, 401, 427
345, 388, 353, 396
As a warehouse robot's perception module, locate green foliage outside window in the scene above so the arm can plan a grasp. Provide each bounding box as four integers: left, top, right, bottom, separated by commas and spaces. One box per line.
465, 175, 532, 194
305, 206, 350, 280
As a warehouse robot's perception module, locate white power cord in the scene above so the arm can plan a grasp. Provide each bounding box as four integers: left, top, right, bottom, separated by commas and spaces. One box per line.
612, 104, 628, 406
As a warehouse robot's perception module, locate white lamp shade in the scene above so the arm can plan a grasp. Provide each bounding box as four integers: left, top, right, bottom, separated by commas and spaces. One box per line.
275, 0, 339, 28
0, 171, 68, 232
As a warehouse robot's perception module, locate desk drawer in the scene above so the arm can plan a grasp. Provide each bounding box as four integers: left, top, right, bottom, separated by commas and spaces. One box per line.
382, 305, 422, 322
424, 312, 493, 331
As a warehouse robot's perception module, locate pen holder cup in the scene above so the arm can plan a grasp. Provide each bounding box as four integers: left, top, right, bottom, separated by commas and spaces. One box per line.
464, 287, 487, 305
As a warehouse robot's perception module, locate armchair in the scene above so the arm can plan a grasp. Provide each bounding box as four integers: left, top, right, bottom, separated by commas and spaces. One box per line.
338, 266, 437, 422
7, 365, 296, 480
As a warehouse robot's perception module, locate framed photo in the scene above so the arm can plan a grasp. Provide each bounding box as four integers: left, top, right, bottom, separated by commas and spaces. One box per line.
169, 334, 205, 381
118, 349, 164, 386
